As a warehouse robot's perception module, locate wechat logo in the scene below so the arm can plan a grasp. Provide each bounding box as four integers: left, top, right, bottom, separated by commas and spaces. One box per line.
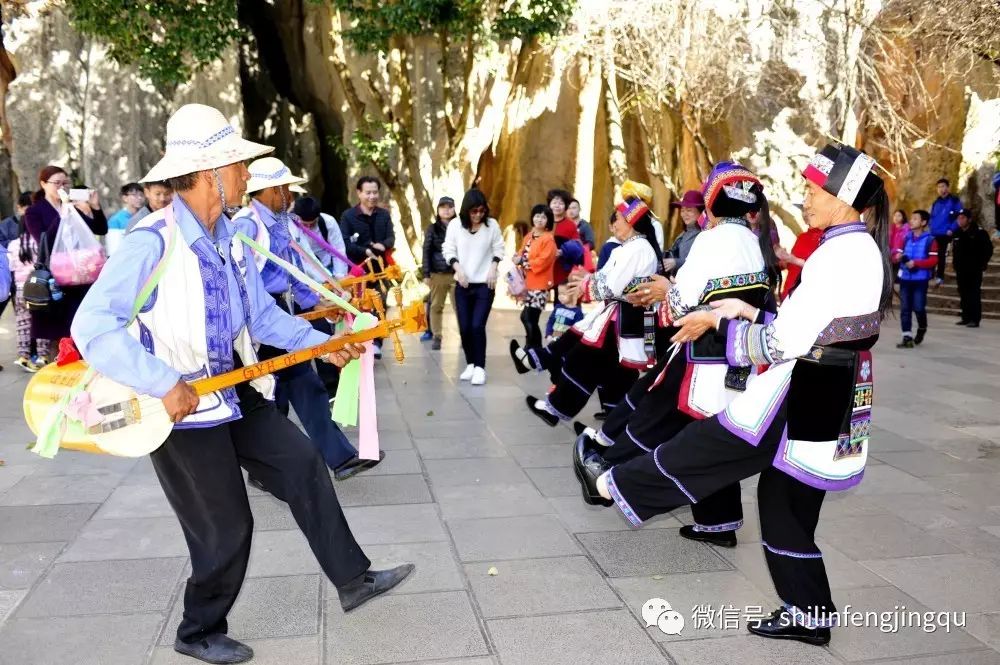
642, 597, 685, 635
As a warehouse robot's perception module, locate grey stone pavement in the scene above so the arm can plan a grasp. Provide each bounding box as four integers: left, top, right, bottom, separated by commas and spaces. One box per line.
2, 307, 1000, 665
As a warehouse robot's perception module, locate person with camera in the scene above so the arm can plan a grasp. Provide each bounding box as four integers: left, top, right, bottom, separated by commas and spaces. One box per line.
893, 209, 938, 348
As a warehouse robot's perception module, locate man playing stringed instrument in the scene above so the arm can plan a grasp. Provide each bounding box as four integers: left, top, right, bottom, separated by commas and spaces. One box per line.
71, 104, 413, 665
233, 157, 384, 484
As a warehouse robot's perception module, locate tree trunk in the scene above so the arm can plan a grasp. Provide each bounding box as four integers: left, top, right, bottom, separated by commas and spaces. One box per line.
0, 9, 20, 216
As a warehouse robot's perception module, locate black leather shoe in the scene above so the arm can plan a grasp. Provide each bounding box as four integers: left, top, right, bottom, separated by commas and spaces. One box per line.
509, 340, 531, 374
955, 319, 970, 325
593, 410, 608, 421
573, 434, 613, 507
334, 451, 386, 481
966, 321, 980, 328
338, 563, 415, 612
174, 634, 253, 664
747, 607, 831, 646
526, 395, 559, 427
679, 524, 737, 548
914, 327, 927, 345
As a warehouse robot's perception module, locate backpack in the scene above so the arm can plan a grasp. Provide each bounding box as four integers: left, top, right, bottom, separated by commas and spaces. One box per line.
23, 232, 61, 311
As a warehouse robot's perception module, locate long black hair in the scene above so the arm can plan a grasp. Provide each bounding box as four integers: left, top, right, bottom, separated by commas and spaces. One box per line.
866, 189, 893, 317
459, 188, 490, 230
711, 183, 782, 296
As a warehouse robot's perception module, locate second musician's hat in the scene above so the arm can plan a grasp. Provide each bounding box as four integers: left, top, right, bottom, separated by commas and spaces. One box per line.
246, 157, 307, 194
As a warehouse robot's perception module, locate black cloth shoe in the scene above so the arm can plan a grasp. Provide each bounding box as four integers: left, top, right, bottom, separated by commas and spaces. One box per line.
896, 337, 914, 349
338, 563, 415, 612
431, 336, 442, 350
174, 634, 253, 664
573, 434, 613, 507
573, 421, 588, 437
956, 319, 970, 325
526, 395, 560, 427
747, 607, 831, 646
966, 321, 980, 328
593, 410, 608, 421
914, 327, 927, 345
509, 340, 531, 374
679, 524, 737, 548
334, 451, 386, 481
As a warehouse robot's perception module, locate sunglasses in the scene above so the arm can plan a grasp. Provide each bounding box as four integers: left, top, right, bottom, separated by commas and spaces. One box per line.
469, 206, 487, 215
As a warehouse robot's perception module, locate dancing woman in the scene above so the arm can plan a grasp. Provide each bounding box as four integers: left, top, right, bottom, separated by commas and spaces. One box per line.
576, 162, 780, 547
525, 197, 661, 426
575, 143, 891, 646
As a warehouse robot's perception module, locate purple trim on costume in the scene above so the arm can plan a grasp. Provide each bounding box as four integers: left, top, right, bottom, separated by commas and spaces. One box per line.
606, 470, 643, 527
596, 429, 615, 447
191, 242, 240, 417
693, 520, 743, 533
762, 310, 776, 325
725, 318, 749, 366
527, 348, 543, 373
624, 392, 636, 410
772, 429, 866, 491
560, 367, 591, 395
820, 221, 867, 245
625, 424, 653, 452
542, 397, 572, 422
137, 319, 155, 355
785, 603, 839, 628
717, 378, 789, 447
652, 446, 697, 503
762, 541, 823, 559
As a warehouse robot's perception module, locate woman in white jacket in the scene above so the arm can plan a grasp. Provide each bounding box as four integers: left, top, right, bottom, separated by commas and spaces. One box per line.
443, 188, 505, 385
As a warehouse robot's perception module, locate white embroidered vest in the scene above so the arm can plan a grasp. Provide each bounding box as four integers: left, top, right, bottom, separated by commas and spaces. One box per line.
232, 203, 272, 273
129, 208, 275, 428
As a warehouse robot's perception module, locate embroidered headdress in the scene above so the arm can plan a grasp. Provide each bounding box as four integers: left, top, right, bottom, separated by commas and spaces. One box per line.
615, 198, 650, 226
701, 161, 762, 212
802, 143, 884, 212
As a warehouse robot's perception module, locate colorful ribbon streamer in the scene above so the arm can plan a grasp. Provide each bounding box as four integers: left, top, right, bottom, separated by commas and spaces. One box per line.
292, 219, 366, 277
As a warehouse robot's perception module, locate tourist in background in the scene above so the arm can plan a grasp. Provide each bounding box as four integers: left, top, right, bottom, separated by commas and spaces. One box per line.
422, 196, 457, 351
443, 188, 504, 386
894, 209, 938, 348
597, 211, 620, 269
548, 188, 579, 287
7, 215, 50, 371
929, 177, 963, 286
662, 190, 704, 275
890, 209, 908, 255
292, 196, 350, 279
24, 165, 108, 345
515, 204, 557, 349
106, 182, 144, 254
0, 191, 30, 319
951, 207, 994, 328
567, 198, 595, 248
125, 180, 173, 232
777, 223, 822, 303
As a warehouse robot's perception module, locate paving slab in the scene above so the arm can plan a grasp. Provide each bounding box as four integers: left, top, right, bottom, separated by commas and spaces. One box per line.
325, 590, 489, 665
58, 516, 187, 562
343, 504, 448, 545
434, 482, 552, 520
0, 503, 99, 543
333, 473, 433, 507
818, 514, 961, 560
578, 528, 733, 578
149, 636, 320, 665
424, 457, 529, 488
414, 436, 508, 460
0, 613, 165, 665
246, 529, 322, 578
860, 553, 1000, 613
464, 555, 621, 618
447, 515, 581, 561
664, 634, 843, 664
17, 557, 185, 617
0, 541, 65, 589
0, 472, 121, 506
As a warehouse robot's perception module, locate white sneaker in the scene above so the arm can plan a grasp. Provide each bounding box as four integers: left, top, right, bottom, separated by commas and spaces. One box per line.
471, 367, 486, 385
459, 364, 475, 381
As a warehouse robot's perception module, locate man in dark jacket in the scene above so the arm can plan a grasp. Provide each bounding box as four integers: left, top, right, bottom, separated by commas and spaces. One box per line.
422, 196, 456, 350
952, 207, 994, 327
929, 177, 964, 285
340, 176, 395, 357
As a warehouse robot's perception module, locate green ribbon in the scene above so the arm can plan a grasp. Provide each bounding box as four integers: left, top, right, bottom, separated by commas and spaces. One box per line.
331, 314, 378, 426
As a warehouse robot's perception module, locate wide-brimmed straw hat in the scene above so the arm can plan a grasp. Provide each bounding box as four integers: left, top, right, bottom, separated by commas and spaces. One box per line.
140, 104, 273, 183
245, 157, 307, 194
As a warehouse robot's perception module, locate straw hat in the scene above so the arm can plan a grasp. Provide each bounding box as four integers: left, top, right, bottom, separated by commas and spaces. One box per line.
245, 157, 307, 194
140, 104, 273, 183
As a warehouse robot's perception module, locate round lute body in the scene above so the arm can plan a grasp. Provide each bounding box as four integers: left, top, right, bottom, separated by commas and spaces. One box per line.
23, 303, 426, 457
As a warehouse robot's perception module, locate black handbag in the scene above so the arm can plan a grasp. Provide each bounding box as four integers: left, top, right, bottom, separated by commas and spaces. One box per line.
23, 231, 61, 311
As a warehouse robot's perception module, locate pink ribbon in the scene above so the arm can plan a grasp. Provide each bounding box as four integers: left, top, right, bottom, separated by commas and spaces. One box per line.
292, 219, 366, 277
357, 342, 380, 460
63, 392, 103, 429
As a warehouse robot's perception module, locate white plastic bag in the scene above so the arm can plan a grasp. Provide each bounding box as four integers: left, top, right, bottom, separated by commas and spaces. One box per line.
50, 204, 107, 286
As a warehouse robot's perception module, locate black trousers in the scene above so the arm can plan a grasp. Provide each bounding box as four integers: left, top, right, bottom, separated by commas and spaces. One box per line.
956, 269, 983, 324
606, 409, 836, 624
545, 330, 638, 421
526, 329, 580, 384
934, 235, 951, 280
520, 305, 543, 349
600, 351, 742, 531
151, 383, 370, 643
454, 283, 495, 368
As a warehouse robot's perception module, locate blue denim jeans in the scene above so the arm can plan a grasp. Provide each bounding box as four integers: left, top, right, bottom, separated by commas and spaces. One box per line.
899, 279, 928, 336
274, 364, 357, 470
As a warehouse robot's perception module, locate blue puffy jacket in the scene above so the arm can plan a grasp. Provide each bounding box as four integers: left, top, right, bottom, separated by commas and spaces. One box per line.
897, 232, 938, 282
929, 194, 963, 236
